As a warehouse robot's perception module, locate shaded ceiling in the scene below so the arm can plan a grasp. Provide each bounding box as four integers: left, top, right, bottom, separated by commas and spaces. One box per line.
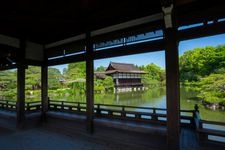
0, 0, 225, 44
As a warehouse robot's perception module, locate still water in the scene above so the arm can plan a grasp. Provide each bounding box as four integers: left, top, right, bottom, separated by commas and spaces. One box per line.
50, 86, 225, 123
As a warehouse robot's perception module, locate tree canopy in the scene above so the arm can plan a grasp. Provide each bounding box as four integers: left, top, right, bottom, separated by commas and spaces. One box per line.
48, 67, 62, 90
139, 63, 165, 87
180, 45, 225, 105
64, 62, 86, 80
95, 66, 105, 72
180, 45, 225, 82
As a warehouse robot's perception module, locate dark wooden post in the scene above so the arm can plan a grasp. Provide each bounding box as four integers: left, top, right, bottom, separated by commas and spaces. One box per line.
152, 108, 158, 121
41, 65, 48, 121
163, 4, 180, 150
96, 104, 101, 117
17, 39, 26, 128
86, 32, 94, 133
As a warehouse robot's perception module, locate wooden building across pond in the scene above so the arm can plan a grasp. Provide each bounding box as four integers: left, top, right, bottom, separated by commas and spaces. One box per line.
0, 1, 225, 150
96, 62, 146, 92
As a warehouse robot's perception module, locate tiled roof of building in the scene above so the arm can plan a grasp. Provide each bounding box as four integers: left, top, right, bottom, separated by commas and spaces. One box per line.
105, 62, 145, 74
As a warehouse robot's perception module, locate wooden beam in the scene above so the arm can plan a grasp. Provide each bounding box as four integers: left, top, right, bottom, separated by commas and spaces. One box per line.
25, 59, 43, 66
0, 34, 20, 48
178, 21, 225, 41
16, 39, 26, 129
47, 39, 164, 66
85, 32, 94, 133
47, 53, 86, 66
177, 3, 225, 27
41, 65, 48, 121
0, 64, 18, 71
92, 21, 163, 43
91, 13, 163, 37
45, 34, 85, 49
94, 39, 165, 60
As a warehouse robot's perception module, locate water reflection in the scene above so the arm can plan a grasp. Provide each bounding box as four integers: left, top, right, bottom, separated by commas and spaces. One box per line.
49, 86, 225, 122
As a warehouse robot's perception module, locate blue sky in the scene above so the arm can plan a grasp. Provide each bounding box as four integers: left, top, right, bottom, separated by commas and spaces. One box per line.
52, 33, 225, 72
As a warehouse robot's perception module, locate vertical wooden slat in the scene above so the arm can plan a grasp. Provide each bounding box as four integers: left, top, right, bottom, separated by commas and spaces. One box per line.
17, 39, 26, 128
86, 32, 94, 133
41, 65, 48, 121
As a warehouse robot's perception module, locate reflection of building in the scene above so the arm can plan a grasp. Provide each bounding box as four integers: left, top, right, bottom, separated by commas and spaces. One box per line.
96, 62, 146, 93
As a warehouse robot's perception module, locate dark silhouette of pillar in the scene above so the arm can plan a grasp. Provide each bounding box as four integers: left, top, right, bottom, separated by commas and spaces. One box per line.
86, 32, 94, 133
17, 39, 26, 129
163, 4, 180, 150
41, 65, 48, 121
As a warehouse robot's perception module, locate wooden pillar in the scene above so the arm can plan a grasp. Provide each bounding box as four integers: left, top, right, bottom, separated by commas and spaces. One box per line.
16, 39, 26, 128
163, 5, 180, 150
41, 65, 48, 121
86, 32, 94, 133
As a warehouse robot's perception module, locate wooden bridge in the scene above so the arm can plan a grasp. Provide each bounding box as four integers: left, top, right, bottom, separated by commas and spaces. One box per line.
0, 99, 224, 148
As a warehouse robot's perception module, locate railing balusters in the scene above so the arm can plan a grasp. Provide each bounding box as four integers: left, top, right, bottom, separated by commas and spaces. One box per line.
27, 103, 30, 112
61, 101, 64, 110
108, 110, 113, 116
77, 102, 80, 112
121, 106, 125, 118
6, 101, 8, 108
152, 108, 158, 121
135, 113, 141, 119
96, 104, 101, 116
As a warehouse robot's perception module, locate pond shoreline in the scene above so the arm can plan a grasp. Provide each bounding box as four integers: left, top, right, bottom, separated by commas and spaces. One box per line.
202, 100, 225, 110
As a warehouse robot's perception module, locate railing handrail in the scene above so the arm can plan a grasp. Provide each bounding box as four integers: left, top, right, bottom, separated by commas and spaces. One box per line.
94, 103, 166, 111
0, 100, 41, 104
180, 109, 195, 113
0, 99, 196, 113
49, 100, 86, 105
0, 99, 42, 113
26, 101, 41, 107
200, 119, 225, 126
26, 101, 41, 104
0, 99, 17, 103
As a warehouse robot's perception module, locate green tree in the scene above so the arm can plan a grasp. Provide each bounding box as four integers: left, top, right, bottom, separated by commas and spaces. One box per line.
26, 66, 41, 90
180, 45, 225, 82
198, 73, 225, 104
48, 68, 62, 90
139, 63, 165, 87
96, 66, 105, 72
64, 62, 86, 80
103, 76, 114, 91
0, 70, 17, 90
0, 69, 17, 99
179, 45, 225, 105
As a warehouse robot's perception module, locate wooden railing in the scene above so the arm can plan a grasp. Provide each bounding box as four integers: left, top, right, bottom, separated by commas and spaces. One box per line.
194, 104, 225, 144
2, 99, 224, 143
48, 100, 195, 126
0, 100, 17, 110
94, 103, 167, 124
0, 100, 41, 113
48, 100, 87, 114
25, 101, 42, 113
180, 109, 196, 128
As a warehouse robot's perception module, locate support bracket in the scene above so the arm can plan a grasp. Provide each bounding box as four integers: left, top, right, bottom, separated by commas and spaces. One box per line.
162, 4, 173, 28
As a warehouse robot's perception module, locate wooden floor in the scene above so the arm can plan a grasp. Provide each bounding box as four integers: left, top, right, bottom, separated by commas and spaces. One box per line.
44, 112, 168, 150
0, 110, 224, 150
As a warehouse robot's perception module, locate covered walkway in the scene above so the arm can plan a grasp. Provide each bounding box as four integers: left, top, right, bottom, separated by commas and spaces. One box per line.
0, 1, 225, 149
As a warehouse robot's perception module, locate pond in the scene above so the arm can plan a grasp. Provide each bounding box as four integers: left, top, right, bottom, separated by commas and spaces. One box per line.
49, 86, 225, 123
